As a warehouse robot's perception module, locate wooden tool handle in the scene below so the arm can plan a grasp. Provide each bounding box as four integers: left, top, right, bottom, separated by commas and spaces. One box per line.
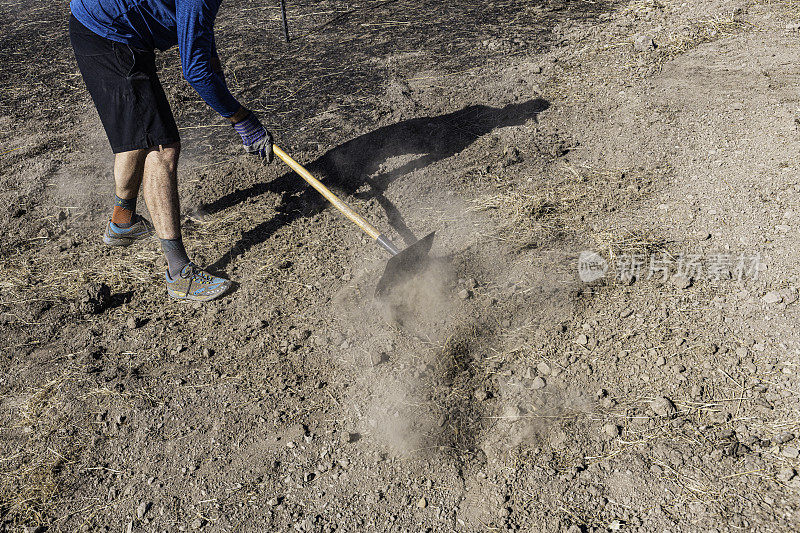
272, 145, 382, 241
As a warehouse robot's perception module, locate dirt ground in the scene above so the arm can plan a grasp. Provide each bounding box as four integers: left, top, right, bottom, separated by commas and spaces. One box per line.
2, 0, 800, 531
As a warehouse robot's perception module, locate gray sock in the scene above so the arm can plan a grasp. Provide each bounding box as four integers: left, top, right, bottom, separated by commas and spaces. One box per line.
160, 238, 190, 279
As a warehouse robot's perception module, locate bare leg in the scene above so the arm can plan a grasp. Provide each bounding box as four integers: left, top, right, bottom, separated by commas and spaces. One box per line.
113, 148, 147, 200
141, 142, 181, 240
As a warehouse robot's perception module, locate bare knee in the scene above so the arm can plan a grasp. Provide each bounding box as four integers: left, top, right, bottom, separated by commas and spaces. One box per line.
146, 142, 181, 174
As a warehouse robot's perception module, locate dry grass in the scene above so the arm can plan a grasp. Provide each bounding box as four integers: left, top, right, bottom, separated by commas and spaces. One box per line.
592, 228, 670, 265
655, 15, 748, 61
470, 163, 657, 249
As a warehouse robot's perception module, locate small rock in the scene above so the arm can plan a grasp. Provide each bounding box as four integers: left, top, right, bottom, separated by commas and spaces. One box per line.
576, 334, 588, 345
136, 501, 151, 520
458, 288, 472, 300
778, 467, 796, 482
655, 356, 666, 367
779, 288, 797, 305
650, 396, 677, 419
532, 376, 546, 389
782, 446, 799, 459
762, 291, 782, 304
633, 34, 656, 51
537, 362, 551, 375
603, 423, 619, 438
341, 431, 360, 444
475, 389, 491, 401
371, 352, 389, 366
267, 496, 281, 507
416, 497, 428, 509
671, 274, 692, 289
126, 316, 138, 329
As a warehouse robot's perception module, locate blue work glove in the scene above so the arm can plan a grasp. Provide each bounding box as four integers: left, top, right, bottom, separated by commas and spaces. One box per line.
233, 111, 274, 163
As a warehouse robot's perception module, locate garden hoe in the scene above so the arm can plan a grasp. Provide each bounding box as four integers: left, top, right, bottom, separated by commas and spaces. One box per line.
272, 145, 435, 297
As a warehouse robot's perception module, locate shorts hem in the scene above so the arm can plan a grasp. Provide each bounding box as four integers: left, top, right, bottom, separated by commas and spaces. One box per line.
111, 136, 181, 154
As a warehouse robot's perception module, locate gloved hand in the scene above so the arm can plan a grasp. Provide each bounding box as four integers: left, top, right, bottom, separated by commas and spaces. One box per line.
232, 111, 273, 163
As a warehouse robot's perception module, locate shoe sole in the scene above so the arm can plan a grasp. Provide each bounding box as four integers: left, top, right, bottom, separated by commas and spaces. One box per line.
103, 232, 154, 246
167, 282, 233, 302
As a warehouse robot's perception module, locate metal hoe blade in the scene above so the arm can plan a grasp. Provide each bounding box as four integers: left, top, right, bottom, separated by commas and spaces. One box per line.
375, 232, 435, 297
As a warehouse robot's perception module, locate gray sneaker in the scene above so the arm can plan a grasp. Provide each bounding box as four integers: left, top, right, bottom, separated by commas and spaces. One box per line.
165, 263, 233, 301
102, 214, 154, 246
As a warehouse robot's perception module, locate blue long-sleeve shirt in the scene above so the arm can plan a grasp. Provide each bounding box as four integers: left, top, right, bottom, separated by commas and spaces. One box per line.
70, 0, 241, 117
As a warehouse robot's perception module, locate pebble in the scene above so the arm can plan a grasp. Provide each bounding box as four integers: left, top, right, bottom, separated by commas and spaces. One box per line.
458, 288, 472, 300
136, 501, 150, 520
762, 291, 782, 304
576, 334, 588, 345
532, 377, 546, 390
603, 423, 619, 438
341, 431, 360, 444
780, 288, 797, 305
650, 396, 677, 419
126, 316, 138, 329
536, 361, 551, 375
778, 467, 796, 482
782, 446, 799, 459
417, 497, 428, 509
655, 356, 666, 367
475, 389, 491, 401
671, 274, 692, 289
633, 34, 656, 51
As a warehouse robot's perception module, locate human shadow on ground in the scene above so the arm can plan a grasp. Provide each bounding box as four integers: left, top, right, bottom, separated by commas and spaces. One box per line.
203, 98, 549, 272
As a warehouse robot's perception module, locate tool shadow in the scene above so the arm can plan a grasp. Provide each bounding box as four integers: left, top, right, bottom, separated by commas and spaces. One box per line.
202, 98, 549, 271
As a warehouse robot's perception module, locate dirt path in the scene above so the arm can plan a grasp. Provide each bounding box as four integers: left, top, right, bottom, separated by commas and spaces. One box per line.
2, 0, 800, 531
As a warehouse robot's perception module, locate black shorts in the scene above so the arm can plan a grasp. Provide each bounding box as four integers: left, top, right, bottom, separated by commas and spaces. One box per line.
69, 14, 180, 153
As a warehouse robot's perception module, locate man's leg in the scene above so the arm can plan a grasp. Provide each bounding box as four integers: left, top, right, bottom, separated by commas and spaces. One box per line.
141, 142, 190, 278
103, 149, 155, 245
142, 143, 181, 239
112, 149, 146, 226
141, 142, 232, 300
114, 149, 146, 201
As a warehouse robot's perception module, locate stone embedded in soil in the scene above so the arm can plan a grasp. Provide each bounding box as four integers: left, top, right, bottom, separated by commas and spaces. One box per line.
532, 376, 546, 389
341, 431, 360, 444
671, 274, 692, 289
576, 334, 588, 345
458, 288, 472, 299
650, 396, 677, 419
779, 467, 797, 482
603, 423, 619, 439
782, 446, 799, 459
633, 34, 656, 51
475, 389, 491, 401
370, 352, 389, 366
537, 362, 551, 375
126, 316, 138, 329
136, 501, 151, 520
762, 290, 783, 304
417, 497, 428, 509
779, 288, 797, 305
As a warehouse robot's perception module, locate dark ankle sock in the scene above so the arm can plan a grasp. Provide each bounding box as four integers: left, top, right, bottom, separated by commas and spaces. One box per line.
112, 195, 137, 228
160, 238, 190, 278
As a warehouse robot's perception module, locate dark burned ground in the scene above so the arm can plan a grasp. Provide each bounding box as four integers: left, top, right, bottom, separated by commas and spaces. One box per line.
3, 0, 800, 532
